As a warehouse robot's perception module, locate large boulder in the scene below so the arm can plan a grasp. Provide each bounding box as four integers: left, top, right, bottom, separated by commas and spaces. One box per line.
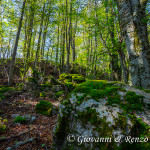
52, 80, 150, 150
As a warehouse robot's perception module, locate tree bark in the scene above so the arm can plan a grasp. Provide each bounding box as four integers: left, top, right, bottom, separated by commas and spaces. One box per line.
116, 0, 150, 88
8, 0, 26, 86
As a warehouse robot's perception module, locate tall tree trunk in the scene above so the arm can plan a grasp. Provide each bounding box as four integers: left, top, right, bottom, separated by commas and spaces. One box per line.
55, 14, 60, 73
116, 0, 150, 88
8, 0, 26, 86
35, 2, 45, 70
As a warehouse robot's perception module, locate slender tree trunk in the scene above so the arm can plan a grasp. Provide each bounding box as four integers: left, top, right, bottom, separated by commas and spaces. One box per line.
55, 14, 60, 73
117, 0, 150, 88
8, 0, 26, 86
35, 2, 45, 70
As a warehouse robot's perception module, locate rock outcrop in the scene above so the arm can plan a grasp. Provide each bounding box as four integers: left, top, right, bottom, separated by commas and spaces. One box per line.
52, 80, 150, 150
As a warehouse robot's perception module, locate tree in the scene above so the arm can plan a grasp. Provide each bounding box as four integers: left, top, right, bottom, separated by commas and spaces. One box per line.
116, 0, 150, 88
8, 0, 26, 86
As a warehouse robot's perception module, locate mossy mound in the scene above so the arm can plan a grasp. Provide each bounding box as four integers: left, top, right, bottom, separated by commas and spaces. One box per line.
59, 73, 86, 92
14, 116, 27, 124
72, 80, 145, 112
52, 80, 150, 150
0, 86, 15, 101
35, 100, 53, 116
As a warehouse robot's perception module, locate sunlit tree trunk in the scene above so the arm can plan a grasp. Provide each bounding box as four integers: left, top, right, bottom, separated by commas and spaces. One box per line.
8, 0, 26, 86
35, 2, 45, 70
116, 0, 150, 88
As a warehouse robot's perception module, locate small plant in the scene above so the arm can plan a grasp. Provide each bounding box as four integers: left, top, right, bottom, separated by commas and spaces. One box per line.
14, 116, 27, 124
40, 92, 46, 98
0, 118, 8, 133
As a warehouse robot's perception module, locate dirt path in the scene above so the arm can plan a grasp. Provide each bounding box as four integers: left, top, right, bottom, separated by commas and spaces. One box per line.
0, 93, 60, 150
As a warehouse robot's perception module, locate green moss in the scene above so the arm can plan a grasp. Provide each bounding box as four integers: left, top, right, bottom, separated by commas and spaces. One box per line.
56, 91, 65, 97
74, 86, 91, 93
107, 95, 121, 105
61, 100, 70, 105
35, 100, 53, 116
54, 111, 70, 147
71, 74, 86, 83
64, 82, 75, 92
78, 107, 99, 125
90, 89, 106, 99
14, 116, 27, 124
121, 91, 144, 112
143, 89, 150, 93
59, 73, 72, 81
120, 118, 150, 150
0, 86, 15, 100
115, 113, 127, 133
73, 80, 121, 105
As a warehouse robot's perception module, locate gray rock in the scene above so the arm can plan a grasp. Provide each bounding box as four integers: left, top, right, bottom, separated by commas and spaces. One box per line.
52, 83, 150, 150
52, 85, 62, 92
11, 114, 20, 119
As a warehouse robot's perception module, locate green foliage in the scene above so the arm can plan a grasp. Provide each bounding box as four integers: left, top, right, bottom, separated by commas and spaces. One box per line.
14, 116, 27, 124
56, 91, 65, 97
27, 77, 38, 84
0, 118, 7, 133
35, 100, 53, 116
59, 73, 71, 81
40, 92, 46, 98
15, 83, 24, 91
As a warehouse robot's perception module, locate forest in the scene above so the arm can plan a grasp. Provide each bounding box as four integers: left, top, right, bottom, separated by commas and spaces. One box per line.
0, 0, 150, 150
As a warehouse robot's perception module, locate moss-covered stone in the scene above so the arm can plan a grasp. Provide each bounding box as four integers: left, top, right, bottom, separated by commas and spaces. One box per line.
35, 100, 53, 116
0, 86, 15, 100
14, 116, 27, 124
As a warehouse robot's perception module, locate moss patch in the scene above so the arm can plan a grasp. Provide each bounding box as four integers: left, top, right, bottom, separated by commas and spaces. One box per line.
121, 91, 144, 112
14, 116, 27, 124
35, 100, 53, 116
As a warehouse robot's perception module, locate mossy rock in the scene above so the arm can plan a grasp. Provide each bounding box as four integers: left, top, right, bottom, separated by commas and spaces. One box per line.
0, 86, 15, 100
35, 100, 53, 116
71, 74, 86, 83
59, 73, 72, 81
14, 116, 27, 124
53, 80, 150, 150
56, 91, 65, 97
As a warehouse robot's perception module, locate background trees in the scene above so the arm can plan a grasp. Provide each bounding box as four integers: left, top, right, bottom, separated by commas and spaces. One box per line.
0, 0, 150, 88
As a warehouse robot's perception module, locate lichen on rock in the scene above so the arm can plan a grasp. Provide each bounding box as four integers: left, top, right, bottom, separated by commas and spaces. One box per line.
52, 80, 150, 150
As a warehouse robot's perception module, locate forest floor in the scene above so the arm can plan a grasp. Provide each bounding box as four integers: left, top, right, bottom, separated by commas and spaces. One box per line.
0, 92, 60, 150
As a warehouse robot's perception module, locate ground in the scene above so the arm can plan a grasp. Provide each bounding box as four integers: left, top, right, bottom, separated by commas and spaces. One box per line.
0, 92, 59, 150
